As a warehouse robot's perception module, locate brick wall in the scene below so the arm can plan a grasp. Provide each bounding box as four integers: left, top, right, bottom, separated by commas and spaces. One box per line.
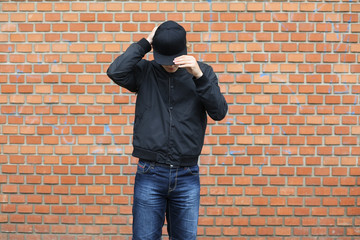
1, 0, 360, 239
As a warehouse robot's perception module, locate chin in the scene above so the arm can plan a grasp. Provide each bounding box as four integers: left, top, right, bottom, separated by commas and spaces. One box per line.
162, 65, 179, 73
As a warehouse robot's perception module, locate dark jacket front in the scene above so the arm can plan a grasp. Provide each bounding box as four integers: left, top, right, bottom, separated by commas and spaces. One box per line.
107, 38, 228, 167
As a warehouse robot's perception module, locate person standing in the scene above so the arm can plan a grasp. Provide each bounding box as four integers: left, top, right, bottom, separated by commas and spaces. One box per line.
107, 20, 228, 240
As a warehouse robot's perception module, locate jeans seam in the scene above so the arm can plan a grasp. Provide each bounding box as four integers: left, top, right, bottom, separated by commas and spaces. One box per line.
167, 203, 172, 239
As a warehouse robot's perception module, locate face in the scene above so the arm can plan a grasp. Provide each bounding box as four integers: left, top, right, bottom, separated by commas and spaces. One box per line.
161, 64, 179, 73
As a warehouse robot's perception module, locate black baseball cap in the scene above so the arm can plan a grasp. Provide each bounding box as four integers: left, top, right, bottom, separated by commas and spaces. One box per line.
152, 21, 187, 66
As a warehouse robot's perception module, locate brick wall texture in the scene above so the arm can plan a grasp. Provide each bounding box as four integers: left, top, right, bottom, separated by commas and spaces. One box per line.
1, 0, 360, 239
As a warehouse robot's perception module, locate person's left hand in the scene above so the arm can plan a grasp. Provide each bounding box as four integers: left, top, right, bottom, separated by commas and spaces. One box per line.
173, 55, 203, 79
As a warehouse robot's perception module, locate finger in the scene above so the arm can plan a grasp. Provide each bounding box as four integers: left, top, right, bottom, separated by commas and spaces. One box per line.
173, 59, 186, 65
176, 63, 193, 69
173, 57, 193, 65
173, 59, 187, 65
177, 63, 191, 68
174, 55, 192, 62
173, 59, 183, 65
174, 55, 186, 60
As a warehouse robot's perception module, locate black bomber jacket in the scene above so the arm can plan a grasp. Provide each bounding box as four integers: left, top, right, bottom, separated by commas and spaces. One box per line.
107, 38, 228, 167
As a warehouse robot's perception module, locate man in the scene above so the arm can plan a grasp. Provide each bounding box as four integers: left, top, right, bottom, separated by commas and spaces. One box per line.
107, 20, 228, 240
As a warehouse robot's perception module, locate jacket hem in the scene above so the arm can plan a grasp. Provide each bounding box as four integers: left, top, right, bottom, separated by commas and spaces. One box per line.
132, 147, 199, 167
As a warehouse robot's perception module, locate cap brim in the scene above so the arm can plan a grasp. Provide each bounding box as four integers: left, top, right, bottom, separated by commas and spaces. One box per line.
153, 48, 187, 66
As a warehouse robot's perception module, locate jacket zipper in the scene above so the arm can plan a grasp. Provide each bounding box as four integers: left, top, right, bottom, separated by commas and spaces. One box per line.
168, 77, 173, 159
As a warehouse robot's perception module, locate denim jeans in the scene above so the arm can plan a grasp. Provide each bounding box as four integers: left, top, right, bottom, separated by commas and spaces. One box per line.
132, 160, 200, 240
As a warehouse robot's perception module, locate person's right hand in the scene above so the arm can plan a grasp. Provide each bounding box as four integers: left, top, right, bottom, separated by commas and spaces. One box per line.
146, 26, 158, 45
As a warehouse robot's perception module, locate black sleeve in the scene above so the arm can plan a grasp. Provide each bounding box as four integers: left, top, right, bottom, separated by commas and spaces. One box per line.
106, 38, 151, 93
194, 63, 228, 121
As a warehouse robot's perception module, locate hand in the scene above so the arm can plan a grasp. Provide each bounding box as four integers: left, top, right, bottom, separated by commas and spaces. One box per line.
173, 55, 203, 79
146, 26, 158, 45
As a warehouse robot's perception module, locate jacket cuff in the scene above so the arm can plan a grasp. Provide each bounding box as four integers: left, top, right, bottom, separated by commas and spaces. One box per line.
137, 38, 152, 53
193, 74, 209, 88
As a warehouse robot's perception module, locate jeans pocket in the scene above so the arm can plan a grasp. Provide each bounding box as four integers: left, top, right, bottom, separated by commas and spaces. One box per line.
137, 160, 154, 174
185, 165, 199, 176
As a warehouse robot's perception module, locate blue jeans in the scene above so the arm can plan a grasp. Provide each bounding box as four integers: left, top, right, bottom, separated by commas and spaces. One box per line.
132, 160, 200, 240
